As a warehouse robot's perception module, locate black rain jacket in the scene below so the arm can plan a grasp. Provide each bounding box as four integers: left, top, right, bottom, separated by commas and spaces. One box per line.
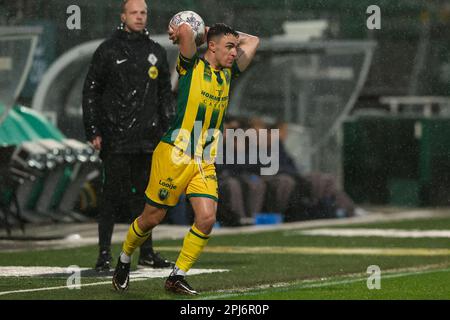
82, 28, 174, 156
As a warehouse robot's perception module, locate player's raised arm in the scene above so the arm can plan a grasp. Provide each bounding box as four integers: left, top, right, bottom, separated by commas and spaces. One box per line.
168, 23, 198, 59
235, 32, 260, 72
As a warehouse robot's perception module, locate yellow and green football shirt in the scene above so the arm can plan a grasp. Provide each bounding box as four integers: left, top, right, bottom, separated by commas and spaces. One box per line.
161, 53, 241, 159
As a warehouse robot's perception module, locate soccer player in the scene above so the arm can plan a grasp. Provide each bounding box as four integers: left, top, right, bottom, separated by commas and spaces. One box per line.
112, 21, 259, 295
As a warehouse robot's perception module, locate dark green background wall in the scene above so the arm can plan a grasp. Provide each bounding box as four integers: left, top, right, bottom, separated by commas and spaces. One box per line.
2, 1, 450, 102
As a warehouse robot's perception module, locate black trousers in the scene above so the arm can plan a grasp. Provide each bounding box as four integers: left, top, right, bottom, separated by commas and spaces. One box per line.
98, 153, 153, 256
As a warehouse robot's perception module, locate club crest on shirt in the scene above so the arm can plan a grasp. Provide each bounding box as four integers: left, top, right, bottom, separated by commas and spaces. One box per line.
158, 188, 169, 200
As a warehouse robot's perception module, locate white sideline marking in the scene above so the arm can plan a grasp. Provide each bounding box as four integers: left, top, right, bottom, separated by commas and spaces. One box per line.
156, 246, 450, 256
0, 266, 90, 277
0, 280, 114, 296
0, 266, 227, 278
198, 267, 450, 300
289, 228, 450, 238
0, 267, 228, 296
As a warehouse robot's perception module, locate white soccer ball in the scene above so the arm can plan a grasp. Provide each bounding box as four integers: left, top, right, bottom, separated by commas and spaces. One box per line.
169, 11, 206, 46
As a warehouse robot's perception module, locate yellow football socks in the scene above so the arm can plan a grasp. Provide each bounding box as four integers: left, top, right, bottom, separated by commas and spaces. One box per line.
122, 219, 151, 257
175, 224, 210, 273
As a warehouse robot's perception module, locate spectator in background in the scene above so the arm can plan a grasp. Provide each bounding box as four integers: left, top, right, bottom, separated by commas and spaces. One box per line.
215, 117, 248, 226
263, 121, 304, 217
305, 172, 355, 219
237, 117, 268, 220
267, 121, 355, 220
217, 117, 356, 225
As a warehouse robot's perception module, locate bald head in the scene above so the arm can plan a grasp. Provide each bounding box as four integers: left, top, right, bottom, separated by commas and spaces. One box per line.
121, 0, 148, 32
121, 0, 147, 13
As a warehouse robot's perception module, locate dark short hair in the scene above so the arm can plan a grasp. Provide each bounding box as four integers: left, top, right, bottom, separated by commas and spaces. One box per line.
207, 23, 238, 44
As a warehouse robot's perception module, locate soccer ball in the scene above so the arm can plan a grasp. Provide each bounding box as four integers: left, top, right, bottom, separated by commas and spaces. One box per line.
169, 11, 206, 46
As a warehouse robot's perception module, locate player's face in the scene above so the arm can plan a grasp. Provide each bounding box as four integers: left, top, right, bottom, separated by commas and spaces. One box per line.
214, 34, 239, 68
121, 0, 148, 33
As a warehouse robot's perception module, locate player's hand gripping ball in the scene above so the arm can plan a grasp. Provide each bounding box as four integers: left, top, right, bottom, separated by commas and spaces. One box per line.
169, 11, 206, 46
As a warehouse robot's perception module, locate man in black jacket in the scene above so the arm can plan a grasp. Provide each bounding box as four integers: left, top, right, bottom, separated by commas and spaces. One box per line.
82, 0, 174, 271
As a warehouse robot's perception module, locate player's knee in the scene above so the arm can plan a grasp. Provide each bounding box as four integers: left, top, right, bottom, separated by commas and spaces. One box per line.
146, 214, 164, 227
141, 205, 166, 229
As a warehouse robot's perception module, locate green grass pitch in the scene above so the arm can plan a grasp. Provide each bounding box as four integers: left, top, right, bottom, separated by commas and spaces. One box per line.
0, 216, 449, 300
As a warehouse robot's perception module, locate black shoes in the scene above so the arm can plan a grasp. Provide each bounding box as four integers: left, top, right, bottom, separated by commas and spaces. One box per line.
165, 275, 198, 295
111, 254, 196, 295
95, 250, 112, 272
138, 252, 175, 268
112, 257, 131, 292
